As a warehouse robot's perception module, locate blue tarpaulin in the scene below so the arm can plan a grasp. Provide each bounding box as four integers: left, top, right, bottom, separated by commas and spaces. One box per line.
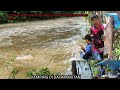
105, 13, 120, 30
96, 60, 120, 71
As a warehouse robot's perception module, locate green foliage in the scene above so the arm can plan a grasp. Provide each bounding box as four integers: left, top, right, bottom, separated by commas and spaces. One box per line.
26, 69, 36, 77
0, 11, 8, 23
114, 48, 120, 58
26, 68, 61, 78
0, 11, 108, 24
36, 68, 51, 76
113, 32, 120, 59
90, 60, 95, 67
8, 67, 20, 79
93, 67, 100, 76
0, 11, 88, 24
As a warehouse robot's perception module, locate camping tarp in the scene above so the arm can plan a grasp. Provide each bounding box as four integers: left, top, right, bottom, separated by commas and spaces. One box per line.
105, 13, 120, 30
96, 60, 120, 71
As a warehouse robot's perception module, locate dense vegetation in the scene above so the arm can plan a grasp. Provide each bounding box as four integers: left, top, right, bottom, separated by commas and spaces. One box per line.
26, 68, 61, 78
0, 11, 87, 24
113, 32, 120, 60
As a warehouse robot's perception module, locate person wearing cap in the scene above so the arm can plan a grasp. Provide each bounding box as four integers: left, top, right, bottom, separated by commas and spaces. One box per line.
80, 34, 92, 60
90, 14, 105, 60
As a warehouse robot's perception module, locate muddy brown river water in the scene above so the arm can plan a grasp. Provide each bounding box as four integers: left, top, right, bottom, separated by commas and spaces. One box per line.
0, 17, 90, 79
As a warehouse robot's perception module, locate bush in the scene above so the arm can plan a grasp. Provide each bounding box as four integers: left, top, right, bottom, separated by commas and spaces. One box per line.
113, 32, 120, 59
0, 11, 87, 24
26, 68, 61, 78
0, 11, 8, 23
8, 67, 20, 79
36, 68, 51, 76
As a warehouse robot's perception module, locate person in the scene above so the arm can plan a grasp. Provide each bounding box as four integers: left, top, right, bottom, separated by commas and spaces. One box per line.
99, 65, 105, 76
80, 34, 92, 60
94, 65, 106, 79
90, 14, 105, 60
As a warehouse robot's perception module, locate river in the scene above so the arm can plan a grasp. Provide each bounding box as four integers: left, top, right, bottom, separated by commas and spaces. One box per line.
0, 17, 90, 79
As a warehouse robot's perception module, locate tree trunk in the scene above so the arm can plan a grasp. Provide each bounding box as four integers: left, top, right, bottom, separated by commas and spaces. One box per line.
104, 15, 114, 59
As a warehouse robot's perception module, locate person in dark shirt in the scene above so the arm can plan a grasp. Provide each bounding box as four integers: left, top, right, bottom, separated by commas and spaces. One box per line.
99, 65, 105, 76
80, 34, 92, 60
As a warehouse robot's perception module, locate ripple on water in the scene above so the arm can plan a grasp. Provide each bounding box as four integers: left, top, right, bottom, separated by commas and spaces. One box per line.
0, 17, 90, 78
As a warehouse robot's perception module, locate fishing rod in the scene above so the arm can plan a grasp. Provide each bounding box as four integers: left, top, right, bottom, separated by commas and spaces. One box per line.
72, 38, 82, 46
